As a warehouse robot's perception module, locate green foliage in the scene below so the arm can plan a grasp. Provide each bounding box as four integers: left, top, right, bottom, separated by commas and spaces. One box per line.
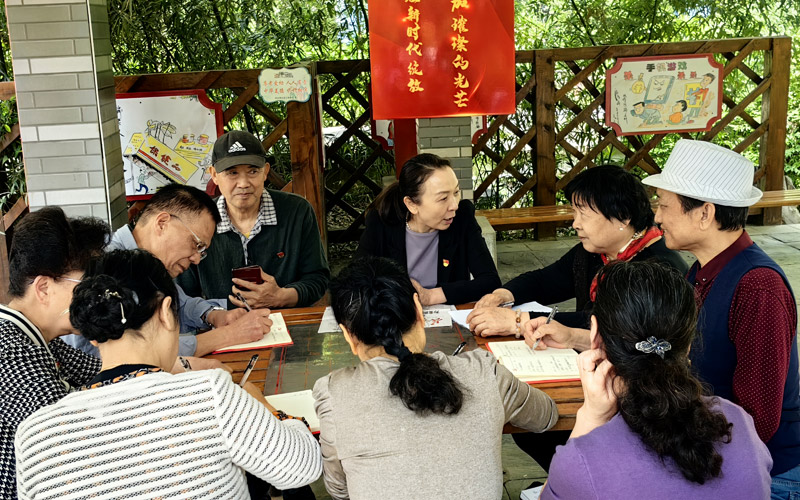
0, 97, 24, 212
109, 0, 368, 74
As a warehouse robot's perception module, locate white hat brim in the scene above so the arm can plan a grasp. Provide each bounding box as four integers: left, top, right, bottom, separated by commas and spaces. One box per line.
642, 174, 763, 208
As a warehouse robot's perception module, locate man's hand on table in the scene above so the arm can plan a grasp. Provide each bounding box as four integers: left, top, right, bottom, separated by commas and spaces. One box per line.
467, 307, 528, 337
230, 268, 298, 309
475, 288, 515, 308
205, 307, 247, 328
226, 309, 274, 344
169, 356, 233, 374
522, 317, 591, 351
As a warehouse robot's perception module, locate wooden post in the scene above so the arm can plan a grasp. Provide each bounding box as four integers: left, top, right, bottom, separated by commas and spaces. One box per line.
534, 50, 557, 240
287, 63, 328, 248
0, 212, 9, 304
759, 37, 791, 225
393, 119, 418, 175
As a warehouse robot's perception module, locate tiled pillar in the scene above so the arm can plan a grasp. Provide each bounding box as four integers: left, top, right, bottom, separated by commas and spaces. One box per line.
417, 117, 474, 200
6, 0, 126, 227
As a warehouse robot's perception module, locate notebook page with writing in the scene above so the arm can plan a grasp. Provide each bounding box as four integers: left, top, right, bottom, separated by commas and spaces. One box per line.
487, 340, 579, 383
213, 313, 292, 353
265, 390, 320, 434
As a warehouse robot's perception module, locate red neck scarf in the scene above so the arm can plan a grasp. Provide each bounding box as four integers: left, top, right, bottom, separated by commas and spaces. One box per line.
590, 226, 663, 301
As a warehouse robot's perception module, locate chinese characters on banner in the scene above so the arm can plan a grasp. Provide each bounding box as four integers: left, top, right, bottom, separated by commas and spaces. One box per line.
369, 0, 515, 119
605, 54, 723, 136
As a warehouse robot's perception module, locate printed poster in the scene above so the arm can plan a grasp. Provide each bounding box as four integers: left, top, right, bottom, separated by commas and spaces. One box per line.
117, 90, 223, 200
605, 54, 723, 136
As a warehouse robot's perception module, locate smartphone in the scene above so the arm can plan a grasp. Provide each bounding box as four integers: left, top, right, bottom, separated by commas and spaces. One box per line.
239, 354, 260, 387
232, 265, 263, 284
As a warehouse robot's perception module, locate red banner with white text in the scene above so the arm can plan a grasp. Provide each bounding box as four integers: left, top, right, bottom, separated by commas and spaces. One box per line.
368, 0, 515, 119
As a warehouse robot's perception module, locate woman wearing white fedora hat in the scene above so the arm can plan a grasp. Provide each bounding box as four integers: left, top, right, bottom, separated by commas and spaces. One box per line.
642, 139, 800, 498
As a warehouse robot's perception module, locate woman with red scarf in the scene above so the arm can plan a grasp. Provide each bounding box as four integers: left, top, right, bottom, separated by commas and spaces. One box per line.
468, 164, 688, 475
468, 164, 686, 347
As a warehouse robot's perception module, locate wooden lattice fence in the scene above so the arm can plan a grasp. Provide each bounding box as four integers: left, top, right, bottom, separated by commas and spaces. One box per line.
472, 37, 790, 238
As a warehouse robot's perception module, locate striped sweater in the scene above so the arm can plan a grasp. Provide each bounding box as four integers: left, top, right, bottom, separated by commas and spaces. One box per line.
15, 369, 322, 499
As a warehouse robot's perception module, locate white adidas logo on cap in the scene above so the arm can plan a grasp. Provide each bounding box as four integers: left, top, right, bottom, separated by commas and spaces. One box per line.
227, 141, 247, 153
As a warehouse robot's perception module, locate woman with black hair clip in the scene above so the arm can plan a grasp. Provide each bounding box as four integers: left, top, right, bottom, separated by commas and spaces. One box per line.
15, 249, 321, 499
540, 261, 771, 499
312, 256, 558, 500
356, 153, 501, 305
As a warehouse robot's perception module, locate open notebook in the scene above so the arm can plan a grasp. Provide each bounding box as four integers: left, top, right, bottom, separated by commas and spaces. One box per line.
265, 390, 320, 434
487, 340, 579, 383
212, 313, 293, 353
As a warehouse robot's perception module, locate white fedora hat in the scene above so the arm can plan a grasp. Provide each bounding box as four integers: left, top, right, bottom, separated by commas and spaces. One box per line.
642, 139, 762, 207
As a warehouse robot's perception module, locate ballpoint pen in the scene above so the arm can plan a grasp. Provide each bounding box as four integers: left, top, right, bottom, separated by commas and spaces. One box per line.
236, 292, 252, 312
532, 305, 558, 351
239, 354, 259, 386
499, 301, 514, 308
178, 356, 192, 372
452, 341, 467, 355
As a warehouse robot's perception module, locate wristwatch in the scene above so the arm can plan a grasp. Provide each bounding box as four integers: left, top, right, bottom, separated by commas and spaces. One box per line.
201, 306, 226, 328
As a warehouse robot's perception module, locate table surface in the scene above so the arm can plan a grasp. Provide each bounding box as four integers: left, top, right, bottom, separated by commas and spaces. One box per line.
206, 305, 583, 432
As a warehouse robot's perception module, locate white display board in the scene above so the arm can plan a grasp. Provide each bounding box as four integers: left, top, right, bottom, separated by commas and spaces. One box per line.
116, 90, 223, 200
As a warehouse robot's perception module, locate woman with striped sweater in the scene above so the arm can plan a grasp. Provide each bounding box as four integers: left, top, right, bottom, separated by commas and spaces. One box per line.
15, 249, 322, 499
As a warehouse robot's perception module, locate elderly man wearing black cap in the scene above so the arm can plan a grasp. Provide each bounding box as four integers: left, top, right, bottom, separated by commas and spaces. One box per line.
643, 139, 800, 497
177, 130, 329, 310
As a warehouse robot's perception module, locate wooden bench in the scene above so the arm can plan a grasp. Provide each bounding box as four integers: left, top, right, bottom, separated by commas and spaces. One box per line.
476, 190, 800, 231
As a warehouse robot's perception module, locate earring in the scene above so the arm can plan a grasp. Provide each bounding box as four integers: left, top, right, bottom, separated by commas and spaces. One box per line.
619, 226, 625, 231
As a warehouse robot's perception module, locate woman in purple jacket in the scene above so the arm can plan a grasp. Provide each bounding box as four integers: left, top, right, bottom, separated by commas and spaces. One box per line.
541, 261, 772, 500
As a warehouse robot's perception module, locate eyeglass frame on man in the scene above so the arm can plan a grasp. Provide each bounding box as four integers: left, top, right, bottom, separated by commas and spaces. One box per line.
169, 214, 209, 261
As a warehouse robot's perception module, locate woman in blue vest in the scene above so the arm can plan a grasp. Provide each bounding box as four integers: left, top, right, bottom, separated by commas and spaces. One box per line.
356, 153, 501, 305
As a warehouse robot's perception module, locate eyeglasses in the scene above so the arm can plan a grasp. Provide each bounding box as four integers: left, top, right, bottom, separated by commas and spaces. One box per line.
60, 277, 82, 284
169, 214, 209, 261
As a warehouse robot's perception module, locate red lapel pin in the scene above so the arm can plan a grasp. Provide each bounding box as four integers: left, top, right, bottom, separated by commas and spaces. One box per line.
443, 259, 450, 267
277, 251, 285, 258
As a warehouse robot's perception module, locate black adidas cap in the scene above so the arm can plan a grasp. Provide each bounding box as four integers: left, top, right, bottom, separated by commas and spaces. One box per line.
212, 130, 269, 171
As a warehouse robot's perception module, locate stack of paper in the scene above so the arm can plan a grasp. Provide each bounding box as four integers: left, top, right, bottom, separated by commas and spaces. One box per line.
487, 340, 579, 383
265, 390, 320, 434
213, 313, 292, 353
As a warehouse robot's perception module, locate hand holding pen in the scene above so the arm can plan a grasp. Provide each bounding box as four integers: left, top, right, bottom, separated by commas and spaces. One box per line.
532, 306, 558, 350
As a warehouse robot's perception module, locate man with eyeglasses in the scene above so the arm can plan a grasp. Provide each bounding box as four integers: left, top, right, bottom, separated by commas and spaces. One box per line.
65, 183, 273, 357
175, 130, 329, 311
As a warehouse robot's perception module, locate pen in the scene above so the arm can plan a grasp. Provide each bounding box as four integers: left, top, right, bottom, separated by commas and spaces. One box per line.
239, 354, 259, 387
452, 342, 467, 355
532, 306, 558, 351
236, 292, 252, 312
178, 356, 192, 372
499, 301, 514, 308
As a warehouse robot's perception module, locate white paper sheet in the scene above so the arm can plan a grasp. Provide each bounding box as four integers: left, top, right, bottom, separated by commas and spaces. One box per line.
265, 390, 320, 433
213, 313, 292, 353
488, 340, 579, 381
318, 305, 456, 333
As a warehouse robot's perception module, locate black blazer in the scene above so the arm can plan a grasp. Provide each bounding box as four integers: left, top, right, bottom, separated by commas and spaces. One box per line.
356, 200, 501, 304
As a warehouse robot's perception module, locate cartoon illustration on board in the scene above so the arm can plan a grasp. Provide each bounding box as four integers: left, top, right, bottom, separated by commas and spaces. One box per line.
123, 120, 213, 189
606, 55, 722, 136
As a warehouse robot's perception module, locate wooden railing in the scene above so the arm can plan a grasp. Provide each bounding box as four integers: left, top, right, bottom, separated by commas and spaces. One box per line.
110, 37, 797, 243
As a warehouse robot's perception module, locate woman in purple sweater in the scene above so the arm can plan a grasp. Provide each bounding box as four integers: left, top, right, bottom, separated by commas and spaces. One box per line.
541, 261, 772, 500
